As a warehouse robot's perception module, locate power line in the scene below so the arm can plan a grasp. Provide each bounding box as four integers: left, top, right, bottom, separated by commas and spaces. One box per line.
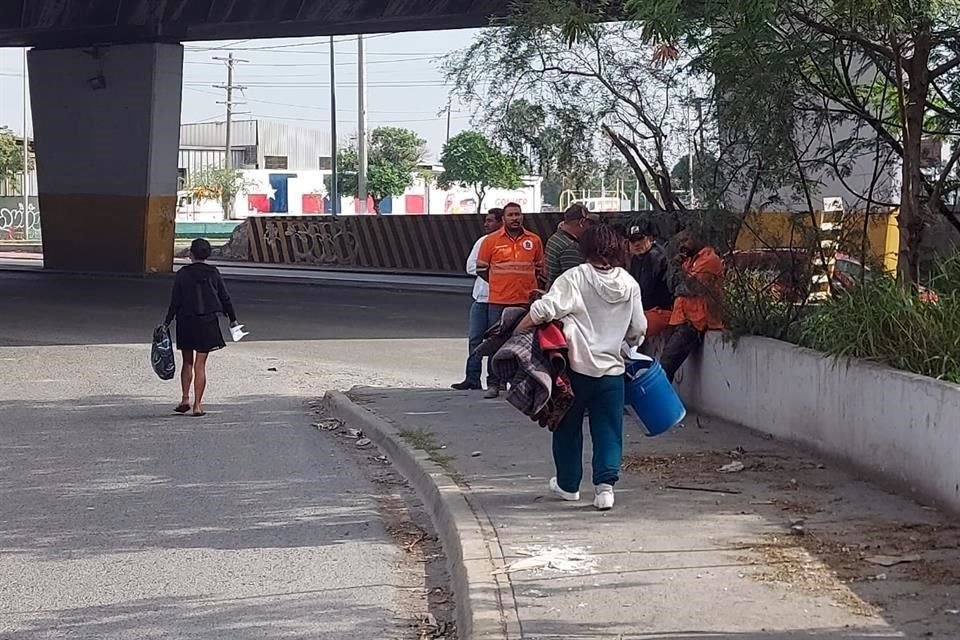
183, 113, 230, 125
183, 86, 445, 114
184, 34, 403, 53
183, 55, 440, 68
185, 46, 445, 56
205, 38, 255, 51
238, 93, 439, 113
242, 112, 469, 124
184, 80, 449, 88
194, 68, 438, 81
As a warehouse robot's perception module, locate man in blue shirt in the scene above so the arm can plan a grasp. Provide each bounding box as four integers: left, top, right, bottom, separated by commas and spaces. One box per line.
451, 208, 504, 391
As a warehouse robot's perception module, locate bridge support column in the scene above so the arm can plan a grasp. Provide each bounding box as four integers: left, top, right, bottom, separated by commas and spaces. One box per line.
29, 43, 183, 273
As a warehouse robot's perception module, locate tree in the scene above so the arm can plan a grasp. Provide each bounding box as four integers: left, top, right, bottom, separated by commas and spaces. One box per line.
442, 1, 807, 216
187, 167, 249, 218
337, 126, 426, 214
671, 154, 721, 205
438, 131, 523, 212
617, 0, 960, 284
0, 127, 27, 192
491, 99, 603, 206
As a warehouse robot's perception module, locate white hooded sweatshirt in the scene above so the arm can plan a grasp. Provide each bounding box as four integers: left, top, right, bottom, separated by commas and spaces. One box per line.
530, 263, 647, 377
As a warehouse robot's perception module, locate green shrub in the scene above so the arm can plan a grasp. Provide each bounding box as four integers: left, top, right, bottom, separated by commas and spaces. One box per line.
722, 268, 808, 342
930, 253, 960, 296
798, 274, 960, 383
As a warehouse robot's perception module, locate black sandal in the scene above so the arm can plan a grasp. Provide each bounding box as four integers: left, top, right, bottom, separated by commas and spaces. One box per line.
174, 403, 191, 414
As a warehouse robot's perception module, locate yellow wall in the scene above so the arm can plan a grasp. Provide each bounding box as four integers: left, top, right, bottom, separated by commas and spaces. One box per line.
734, 210, 899, 272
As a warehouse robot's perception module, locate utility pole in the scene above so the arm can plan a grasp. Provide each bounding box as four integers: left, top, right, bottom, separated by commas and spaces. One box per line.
445, 102, 452, 145
329, 36, 340, 216
21, 48, 28, 225
694, 97, 706, 156
357, 34, 368, 214
686, 92, 696, 209
213, 53, 247, 172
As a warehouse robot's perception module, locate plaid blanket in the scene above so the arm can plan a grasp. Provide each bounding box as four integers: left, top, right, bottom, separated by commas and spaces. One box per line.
491, 323, 575, 431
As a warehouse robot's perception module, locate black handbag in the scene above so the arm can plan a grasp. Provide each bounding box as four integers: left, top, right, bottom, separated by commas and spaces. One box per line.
151, 324, 176, 380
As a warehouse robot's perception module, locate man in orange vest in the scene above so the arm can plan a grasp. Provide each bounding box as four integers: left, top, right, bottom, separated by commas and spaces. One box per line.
476, 202, 545, 398
661, 227, 724, 382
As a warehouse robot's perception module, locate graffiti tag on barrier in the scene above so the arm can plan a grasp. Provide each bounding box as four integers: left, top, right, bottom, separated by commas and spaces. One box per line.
261, 219, 359, 266
0, 202, 42, 241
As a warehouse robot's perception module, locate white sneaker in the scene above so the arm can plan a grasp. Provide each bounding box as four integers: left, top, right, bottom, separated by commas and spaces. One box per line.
594, 484, 615, 511
549, 477, 580, 502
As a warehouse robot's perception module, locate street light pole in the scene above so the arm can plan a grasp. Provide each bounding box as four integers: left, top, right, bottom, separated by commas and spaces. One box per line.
225, 53, 233, 171
329, 36, 340, 216
22, 48, 28, 225
357, 34, 369, 214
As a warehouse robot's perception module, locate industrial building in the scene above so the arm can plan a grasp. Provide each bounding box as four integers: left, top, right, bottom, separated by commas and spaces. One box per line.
177, 119, 332, 187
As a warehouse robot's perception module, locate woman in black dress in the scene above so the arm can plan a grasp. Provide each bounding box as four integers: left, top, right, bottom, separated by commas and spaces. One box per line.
164, 238, 239, 416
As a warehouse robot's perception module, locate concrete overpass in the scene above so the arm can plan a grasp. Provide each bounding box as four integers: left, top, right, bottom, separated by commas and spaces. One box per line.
0, 0, 506, 273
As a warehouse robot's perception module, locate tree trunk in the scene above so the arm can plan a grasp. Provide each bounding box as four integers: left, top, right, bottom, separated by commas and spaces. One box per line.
897, 32, 932, 286
222, 195, 235, 220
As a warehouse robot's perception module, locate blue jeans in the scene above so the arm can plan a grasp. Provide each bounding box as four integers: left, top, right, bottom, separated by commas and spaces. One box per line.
552, 371, 625, 491
465, 301, 489, 386
486, 304, 507, 387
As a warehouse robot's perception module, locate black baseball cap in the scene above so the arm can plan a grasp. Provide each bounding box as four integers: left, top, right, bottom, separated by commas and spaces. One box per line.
628, 223, 654, 241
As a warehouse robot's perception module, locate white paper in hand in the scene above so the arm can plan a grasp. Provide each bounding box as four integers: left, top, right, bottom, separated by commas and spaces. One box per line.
230, 324, 249, 342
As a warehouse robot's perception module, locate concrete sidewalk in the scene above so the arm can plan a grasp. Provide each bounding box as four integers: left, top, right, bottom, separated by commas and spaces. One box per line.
335, 388, 960, 639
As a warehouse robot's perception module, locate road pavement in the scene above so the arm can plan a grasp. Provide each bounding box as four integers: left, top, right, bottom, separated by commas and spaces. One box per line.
0, 271, 471, 638
0, 254, 474, 295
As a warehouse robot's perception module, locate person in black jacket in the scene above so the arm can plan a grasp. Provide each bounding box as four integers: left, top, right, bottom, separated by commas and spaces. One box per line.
164, 238, 239, 417
627, 223, 674, 339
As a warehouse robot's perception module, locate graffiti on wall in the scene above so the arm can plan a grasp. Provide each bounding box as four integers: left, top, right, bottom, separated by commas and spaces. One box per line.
256, 218, 360, 266
0, 199, 41, 241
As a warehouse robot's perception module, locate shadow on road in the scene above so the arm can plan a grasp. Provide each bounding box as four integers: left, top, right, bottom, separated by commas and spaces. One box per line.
0, 271, 468, 347
2, 593, 398, 639
0, 394, 397, 561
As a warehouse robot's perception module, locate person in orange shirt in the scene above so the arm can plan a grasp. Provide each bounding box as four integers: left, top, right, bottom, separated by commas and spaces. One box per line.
661, 228, 724, 382
476, 202, 545, 398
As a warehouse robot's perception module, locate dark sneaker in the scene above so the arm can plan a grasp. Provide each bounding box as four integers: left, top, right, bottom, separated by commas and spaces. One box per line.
451, 380, 482, 391
484, 386, 501, 399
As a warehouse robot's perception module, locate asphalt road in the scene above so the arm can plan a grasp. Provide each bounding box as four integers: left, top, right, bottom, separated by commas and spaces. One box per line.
0, 271, 470, 638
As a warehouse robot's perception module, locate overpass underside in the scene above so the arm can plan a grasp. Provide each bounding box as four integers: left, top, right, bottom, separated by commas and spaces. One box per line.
0, 0, 506, 273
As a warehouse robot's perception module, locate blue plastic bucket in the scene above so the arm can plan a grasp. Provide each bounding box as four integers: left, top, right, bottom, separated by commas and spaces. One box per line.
624, 357, 686, 437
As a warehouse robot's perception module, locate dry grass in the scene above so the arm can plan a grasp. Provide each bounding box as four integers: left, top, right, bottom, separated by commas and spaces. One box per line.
739, 519, 960, 615
743, 535, 881, 617
622, 449, 823, 482
774, 498, 817, 514
622, 451, 732, 478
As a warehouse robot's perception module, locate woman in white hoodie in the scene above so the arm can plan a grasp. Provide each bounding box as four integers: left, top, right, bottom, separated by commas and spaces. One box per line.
517, 224, 647, 510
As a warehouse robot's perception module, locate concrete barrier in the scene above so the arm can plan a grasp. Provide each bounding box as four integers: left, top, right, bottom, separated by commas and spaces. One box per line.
175, 221, 241, 239
237, 211, 734, 273
677, 334, 960, 513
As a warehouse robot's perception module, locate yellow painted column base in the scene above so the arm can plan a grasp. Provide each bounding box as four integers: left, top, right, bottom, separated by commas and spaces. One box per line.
39, 193, 176, 273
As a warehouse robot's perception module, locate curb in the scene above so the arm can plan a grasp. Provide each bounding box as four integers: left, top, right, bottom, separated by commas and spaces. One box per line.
0, 263, 472, 296
325, 391, 511, 640
220, 271, 471, 296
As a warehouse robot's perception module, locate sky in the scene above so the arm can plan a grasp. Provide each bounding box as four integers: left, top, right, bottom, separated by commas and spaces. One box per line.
0, 29, 482, 162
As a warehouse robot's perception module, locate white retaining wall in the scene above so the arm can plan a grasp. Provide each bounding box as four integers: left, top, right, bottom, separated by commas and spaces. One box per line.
676, 334, 960, 513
